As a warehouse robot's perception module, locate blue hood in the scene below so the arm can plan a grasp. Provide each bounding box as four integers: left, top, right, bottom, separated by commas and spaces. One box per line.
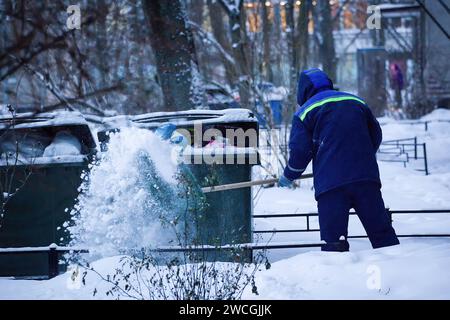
297, 68, 334, 106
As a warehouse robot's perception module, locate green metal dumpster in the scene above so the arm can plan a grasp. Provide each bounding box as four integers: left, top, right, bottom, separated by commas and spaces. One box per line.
0, 111, 96, 277
98, 109, 259, 261
182, 149, 257, 248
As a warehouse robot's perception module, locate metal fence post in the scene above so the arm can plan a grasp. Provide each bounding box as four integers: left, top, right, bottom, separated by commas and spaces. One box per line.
423, 143, 429, 175
48, 244, 58, 279
414, 137, 417, 159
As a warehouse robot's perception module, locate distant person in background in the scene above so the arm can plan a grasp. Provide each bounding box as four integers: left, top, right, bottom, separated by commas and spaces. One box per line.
278, 68, 400, 252
390, 63, 404, 110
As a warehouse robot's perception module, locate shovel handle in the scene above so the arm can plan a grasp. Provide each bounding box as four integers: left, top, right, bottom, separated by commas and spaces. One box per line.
201, 173, 313, 193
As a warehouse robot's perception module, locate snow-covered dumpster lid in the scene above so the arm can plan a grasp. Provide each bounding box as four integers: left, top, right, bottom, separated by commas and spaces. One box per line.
97, 109, 259, 149
0, 111, 96, 167
131, 108, 257, 128
0, 110, 90, 129
133, 108, 259, 148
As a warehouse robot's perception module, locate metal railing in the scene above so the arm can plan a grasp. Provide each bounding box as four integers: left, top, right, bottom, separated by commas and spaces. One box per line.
253, 209, 450, 238
3, 209, 450, 278
0, 242, 326, 279
0, 244, 88, 279
258, 135, 431, 176
379, 119, 450, 132
377, 137, 429, 175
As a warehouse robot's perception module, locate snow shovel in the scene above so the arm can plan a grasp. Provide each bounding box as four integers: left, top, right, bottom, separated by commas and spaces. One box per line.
201, 173, 313, 193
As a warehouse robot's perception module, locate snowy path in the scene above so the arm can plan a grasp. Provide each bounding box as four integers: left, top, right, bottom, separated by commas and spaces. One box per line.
1, 110, 450, 299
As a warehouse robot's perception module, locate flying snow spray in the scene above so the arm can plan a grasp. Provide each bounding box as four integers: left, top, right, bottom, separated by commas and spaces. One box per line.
68, 127, 204, 259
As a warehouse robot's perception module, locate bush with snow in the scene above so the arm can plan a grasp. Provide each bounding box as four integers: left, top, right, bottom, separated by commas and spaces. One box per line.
81, 248, 270, 300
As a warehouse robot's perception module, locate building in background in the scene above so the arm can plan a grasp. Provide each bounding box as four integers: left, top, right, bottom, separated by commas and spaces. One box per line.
421, 0, 450, 109
331, 0, 449, 115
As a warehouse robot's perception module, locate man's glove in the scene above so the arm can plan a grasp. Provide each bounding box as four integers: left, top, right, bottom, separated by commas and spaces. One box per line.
278, 175, 294, 188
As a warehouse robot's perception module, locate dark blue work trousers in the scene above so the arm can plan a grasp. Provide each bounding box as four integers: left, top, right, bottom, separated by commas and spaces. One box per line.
317, 181, 400, 252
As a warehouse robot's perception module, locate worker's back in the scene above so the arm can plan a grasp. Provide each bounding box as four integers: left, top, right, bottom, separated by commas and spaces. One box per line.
287, 69, 382, 198
281, 68, 400, 251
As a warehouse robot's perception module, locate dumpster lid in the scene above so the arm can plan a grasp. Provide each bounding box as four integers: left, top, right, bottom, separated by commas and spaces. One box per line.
0, 111, 96, 150
0, 111, 88, 129
131, 108, 257, 128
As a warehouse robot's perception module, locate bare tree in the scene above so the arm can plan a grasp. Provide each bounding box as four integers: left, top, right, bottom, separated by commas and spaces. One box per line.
0, 0, 162, 115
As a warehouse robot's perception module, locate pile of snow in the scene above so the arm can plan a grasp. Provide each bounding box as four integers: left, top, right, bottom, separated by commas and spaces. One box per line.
68, 127, 179, 258
43, 131, 81, 157
420, 108, 450, 121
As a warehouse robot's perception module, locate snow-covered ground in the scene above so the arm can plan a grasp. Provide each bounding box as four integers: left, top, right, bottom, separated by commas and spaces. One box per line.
1, 109, 450, 300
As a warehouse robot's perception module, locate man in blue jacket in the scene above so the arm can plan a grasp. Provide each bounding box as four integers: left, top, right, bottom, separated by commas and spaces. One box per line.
279, 68, 400, 252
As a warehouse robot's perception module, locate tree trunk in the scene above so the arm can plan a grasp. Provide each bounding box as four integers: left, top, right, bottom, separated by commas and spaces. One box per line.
271, 3, 283, 86
218, 0, 251, 110
317, 0, 337, 82
188, 0, 204, 26
295, 0, 311, 73
142, 0, 200, 111
261, 0, 273, 83
207, 0, 235, 85
285, 0, 297, 114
